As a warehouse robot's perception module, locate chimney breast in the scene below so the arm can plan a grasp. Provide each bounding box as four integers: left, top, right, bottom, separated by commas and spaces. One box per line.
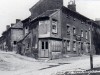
68, 0, 76, 12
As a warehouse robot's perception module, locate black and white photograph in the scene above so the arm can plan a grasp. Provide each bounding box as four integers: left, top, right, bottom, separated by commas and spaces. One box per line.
0, 0, 100, 75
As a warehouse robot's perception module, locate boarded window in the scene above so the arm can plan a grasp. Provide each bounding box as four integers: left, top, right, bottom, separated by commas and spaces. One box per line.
39, 21, 48, 34
51, 40, 62, 52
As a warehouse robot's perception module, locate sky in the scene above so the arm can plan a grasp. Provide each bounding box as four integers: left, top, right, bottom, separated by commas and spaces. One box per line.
0, 0, 100, 36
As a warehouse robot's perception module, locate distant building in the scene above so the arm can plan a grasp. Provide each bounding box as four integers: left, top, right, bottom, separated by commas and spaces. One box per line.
0, 19, 23, 52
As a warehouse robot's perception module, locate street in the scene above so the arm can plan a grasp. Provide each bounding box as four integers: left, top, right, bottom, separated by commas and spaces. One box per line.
0, 51, 100, 75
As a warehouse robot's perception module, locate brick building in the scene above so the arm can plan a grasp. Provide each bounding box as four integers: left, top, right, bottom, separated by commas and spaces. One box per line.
16, 0, 100, 59
1, 0, 100, 59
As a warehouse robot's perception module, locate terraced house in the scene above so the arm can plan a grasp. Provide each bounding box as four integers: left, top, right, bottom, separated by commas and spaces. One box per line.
16, 0, 100, 59
1, 0, 100, 59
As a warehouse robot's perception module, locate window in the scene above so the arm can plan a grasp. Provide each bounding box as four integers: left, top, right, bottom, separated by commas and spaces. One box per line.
67, 40, 70, 51
73, 41, 76, 51
73, 28, 76, 35
42, 42, 44, 49
81, 30, 83, 37
13, 41, 17, 45
45, 42, 48, 49
86, 31, 88, 39
81, 42, 83, 50
67, 25, 70, 35
41, 41, 48, 49
52, 19, 58, 33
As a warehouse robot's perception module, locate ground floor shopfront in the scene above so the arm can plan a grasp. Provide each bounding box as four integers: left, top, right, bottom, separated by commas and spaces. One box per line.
38, 38, 90, 59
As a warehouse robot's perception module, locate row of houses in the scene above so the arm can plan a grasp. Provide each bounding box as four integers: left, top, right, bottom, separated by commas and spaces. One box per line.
0, 0, 100, 59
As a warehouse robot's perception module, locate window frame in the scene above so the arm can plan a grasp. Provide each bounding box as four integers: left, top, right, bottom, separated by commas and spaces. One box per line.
81, 30, 84, 37
52, 19, 58, 34
66, 24, 70, 35
41, 41, 49, 50
67, 40, 70, 51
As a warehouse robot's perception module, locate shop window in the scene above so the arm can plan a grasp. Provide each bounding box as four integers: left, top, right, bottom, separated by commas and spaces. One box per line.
52, 19, 58, 34
13, 41, 17, 45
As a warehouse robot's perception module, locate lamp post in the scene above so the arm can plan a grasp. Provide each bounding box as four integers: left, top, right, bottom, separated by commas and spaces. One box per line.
87, 20, 93, 70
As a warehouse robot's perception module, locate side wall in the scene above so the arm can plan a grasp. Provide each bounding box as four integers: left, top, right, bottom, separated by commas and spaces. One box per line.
61, 9, 90, 55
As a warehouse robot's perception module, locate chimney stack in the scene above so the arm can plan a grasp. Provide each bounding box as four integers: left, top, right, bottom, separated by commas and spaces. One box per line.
95, 18, 100, 25
6, 25, 10, 30
68, 0, 76, 12
11, 23, 15, 27
16, 19, 21, 23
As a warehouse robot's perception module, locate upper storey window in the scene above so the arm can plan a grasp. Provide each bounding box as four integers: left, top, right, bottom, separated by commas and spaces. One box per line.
73, 27, 76, 35
66, 25, 70, 35
52, 19, 58, 34
81, 30, 83, 37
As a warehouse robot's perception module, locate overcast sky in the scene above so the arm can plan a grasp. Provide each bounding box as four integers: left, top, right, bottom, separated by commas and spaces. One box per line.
0, 0, 100, 36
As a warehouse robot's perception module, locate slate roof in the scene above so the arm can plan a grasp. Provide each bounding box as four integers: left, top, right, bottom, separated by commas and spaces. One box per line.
31, 9, 58, 22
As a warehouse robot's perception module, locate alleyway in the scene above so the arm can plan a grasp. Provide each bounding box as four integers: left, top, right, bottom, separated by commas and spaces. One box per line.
0, 51, 100, 75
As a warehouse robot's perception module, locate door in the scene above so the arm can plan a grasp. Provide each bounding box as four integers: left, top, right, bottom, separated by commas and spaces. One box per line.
40, 41, 49, 58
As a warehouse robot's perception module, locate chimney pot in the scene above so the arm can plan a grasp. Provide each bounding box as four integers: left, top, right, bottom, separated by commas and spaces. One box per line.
16, 19, 21, 23
6, 25, 10, 30
11, 23, 15, 27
